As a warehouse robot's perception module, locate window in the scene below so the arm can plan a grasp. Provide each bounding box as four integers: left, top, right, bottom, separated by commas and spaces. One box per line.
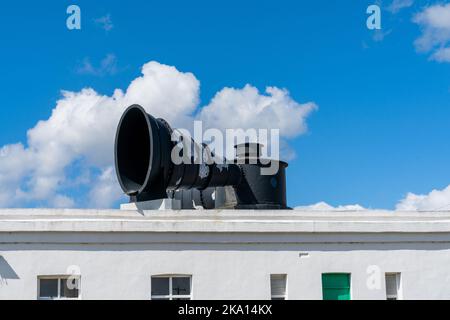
322, 273, 351, 300
385, 273, 401, 300
270, 274, 287, 300
151, 276, 192, 300
38, 276, 80, 300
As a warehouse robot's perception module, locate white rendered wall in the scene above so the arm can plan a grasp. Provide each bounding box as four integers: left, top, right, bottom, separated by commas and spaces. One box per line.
1, 209, 450, 300
1, 240, 450, 300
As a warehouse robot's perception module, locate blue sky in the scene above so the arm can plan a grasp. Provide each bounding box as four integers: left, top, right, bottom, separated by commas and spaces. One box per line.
0, 0, 449, 209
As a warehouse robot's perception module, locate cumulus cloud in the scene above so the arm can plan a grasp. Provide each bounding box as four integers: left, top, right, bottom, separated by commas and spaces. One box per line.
387, 0, 414, 14
51, 195, 76, 208
296, 184, 450, 212
295, 202, 367, 211
413, 3, 450, 62
396, 185, 450, 211
88, 167, 123, 208
198, 85, 317, 160
95, 14, 113, 31
199, 85, 316, 138
372, 29, 392, 42
76, 54, 119, 76
430, 46, 450, 62
0, 61, 316, 208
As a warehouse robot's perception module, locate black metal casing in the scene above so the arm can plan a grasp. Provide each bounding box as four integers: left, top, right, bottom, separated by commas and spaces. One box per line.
114, 105, 288, 209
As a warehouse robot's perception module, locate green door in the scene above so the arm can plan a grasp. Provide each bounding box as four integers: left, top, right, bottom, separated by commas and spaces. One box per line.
322, 273, 351, 300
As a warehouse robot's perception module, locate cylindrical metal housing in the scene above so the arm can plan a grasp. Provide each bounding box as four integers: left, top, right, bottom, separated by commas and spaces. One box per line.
234, 143, 288, 209
114, 105, 289, 209
114, 105, 242, 201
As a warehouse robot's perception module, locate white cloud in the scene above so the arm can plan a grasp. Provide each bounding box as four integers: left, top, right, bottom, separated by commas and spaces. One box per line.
95, 14, 113, 31
430, 46, 450, 62
387, 0, 414, 14
124, 62, 199, 127
296, 184, 450, 212
51, 195, 76, 208
198, 85, 317, 160
413, 3, 450, 62
76, 54, 118, 76
396, 185, 450, 211
88, 167, 123, 209
0, 61, 316, 208
295, 202, 367, 211
199, 85, 317, 138
372, 29, 392, 42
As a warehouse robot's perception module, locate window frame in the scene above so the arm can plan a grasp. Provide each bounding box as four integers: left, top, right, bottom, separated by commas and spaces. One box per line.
151, 275, 192, 300
385, 272, 401, 300
321, 273, 351, 300
270, 274, 288, 300
37, 275, 81, 300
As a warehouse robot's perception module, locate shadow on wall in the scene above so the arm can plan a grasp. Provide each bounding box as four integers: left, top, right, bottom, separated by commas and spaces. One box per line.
1, 239, 450, 252
0, 256, 19, 283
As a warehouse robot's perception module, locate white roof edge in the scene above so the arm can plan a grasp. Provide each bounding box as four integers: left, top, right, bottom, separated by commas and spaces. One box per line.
1, 208, 450, 233
1, 208, 450, 215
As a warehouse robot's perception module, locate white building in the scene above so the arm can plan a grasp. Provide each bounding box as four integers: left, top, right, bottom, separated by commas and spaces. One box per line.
1, 208, 450, 300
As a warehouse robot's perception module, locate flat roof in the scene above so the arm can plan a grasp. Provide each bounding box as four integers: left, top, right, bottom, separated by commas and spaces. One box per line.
1, 208, 450, 233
